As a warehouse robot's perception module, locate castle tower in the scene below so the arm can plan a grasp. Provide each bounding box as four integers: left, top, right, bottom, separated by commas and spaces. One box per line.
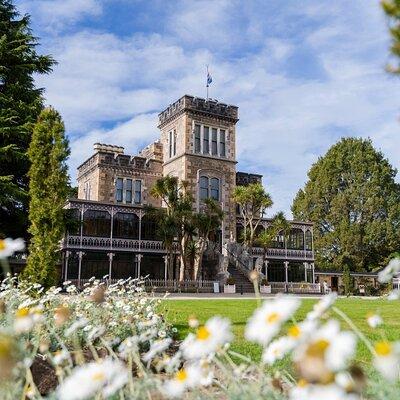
158, 95, 239, 244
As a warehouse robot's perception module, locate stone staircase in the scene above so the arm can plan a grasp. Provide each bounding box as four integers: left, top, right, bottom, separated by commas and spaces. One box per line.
227, 264, 254, 293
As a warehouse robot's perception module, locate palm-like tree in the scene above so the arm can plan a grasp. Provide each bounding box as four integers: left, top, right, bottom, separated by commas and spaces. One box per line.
256, 211, 291, 276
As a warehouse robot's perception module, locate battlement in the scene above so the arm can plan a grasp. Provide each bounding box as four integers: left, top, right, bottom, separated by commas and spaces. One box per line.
158, 94, 239, 127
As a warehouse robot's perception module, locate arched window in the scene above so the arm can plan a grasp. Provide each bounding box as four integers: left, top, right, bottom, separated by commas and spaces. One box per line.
199, 176, 209, 200
113, 213, 139, 239
83, 210, 111, 237
305, 230, 313, 250
287, 228, 304, 250
210, 178, 220, 200
199, 176, 220, 202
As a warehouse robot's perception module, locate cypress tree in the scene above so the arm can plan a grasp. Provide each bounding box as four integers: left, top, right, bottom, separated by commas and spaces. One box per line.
23, 108, 70, 287
0, 0, 55, 239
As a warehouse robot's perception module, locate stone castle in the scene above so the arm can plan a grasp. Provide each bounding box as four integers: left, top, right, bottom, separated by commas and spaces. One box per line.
62, 94, 315, 291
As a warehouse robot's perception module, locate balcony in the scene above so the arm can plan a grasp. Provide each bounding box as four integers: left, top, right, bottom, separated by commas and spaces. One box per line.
251, 247, 314, 261
63, 235, 178, 253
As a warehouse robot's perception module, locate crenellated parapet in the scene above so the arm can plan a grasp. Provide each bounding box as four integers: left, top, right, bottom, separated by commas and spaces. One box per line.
158, 95, 239, 128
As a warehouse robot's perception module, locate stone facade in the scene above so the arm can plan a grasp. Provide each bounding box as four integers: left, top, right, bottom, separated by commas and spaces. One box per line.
77, 143, 163, 207
158, 95, 238, 242
77, 95, 240, 244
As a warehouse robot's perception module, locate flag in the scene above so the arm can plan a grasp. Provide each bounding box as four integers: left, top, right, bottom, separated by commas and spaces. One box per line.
207, 70, 212, 87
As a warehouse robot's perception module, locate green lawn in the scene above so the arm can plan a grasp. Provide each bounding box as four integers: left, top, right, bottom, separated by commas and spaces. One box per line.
159, 298, 400, 366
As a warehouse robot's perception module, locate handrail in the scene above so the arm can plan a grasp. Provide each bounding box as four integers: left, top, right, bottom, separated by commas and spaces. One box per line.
223, 243, 254, 280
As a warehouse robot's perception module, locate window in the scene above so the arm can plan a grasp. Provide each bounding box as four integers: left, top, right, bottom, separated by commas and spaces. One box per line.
125, 179, 132, 203
199, 176, 209, 200
169, 131, 173, 158
83, 210, 111, 237
220, 130, 226, 157
210, 178, 220, 200
199, 176, 220, 201
116, 178, 123, 202
134, 180, 142, 204
194, 124, 201, 153
211, 128, 218, 155
84, 181, 91, 200
113, 212, 139, 239
305, 230, 313, 251
203, 126, 209, 154
173, 130, 177, 156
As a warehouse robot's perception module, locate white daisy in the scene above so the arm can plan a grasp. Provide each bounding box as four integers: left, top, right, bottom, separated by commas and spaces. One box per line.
245, 296, 300, 346
57, 358, 128, 400
262, 336, 294, 365
180, 316, 232, 360
163, 362, 212, 398
294, 320, 356, 383
0, 238, 25, 259
290, 382, 359, 400
366, 314, 383, 328
142, 338, 172, 363
373, 341, 400, 381
306, 293, 337, 321
378, 258, 400, 283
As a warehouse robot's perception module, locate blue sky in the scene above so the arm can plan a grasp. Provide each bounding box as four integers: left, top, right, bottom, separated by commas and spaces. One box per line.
16, 0, 400, 216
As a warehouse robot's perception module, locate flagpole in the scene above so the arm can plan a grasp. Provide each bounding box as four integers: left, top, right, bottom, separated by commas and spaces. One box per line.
206, 65, 209, 100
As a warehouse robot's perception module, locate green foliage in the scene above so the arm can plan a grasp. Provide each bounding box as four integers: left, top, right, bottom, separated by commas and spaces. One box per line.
382, 0, 400, 73
342, 265, 353, 296
22, 108, 70, 287
292, 138, 400, 271
233, 183, 273, 248
150, 177, 223, 280
0, 0, 55, 239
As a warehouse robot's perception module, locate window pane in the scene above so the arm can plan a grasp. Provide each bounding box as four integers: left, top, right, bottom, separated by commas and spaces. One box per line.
169, 131, 172, 158
126, 179, 132, 203
210, 178, 219, 200
203, 126, 209, 154
199, 176, 209, 200
194, 124, 201, 153
116, 178, 123, 202
212, 128, 218, 155
134, 180, 142, 204
83, 210, 111, 237
220, 130, 226, 157
173, 130, 177, 156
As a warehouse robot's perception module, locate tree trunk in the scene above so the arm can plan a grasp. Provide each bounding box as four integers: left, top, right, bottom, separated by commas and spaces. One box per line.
193, 238, 207, 281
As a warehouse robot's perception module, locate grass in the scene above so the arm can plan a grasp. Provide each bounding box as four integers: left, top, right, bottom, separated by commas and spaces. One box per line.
159, 297, 400, 366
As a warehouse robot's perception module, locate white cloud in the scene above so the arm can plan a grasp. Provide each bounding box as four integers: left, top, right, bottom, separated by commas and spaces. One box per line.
25, 0, 400, 217
18, 0, 102, 31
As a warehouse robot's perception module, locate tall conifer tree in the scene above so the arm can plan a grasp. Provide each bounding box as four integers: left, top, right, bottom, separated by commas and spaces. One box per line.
0, 0, 55, 238
23, 108, 70, 287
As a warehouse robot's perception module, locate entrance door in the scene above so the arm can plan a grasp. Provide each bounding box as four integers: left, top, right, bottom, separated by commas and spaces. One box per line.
331, 276, 339, 292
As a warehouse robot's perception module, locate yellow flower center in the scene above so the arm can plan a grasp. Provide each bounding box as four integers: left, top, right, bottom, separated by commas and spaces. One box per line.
375, 341, 392, 357
0, 240, 5, 251
288, 325, 301, 338
176, 369, 187, 382
92, 372, 105, 382
16, 308, 29, 318
266, 312, 280, 324
0, 336, 12, 358
297, 379, 308, 388
306, 339, 330, 358
196, 326, 211, 341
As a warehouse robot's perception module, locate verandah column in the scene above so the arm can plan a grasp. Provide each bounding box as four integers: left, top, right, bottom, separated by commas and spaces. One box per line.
264, 260, 269, 280
284, 261, 289, 283
163, 255, 168, 282
77, 251, 85, 287
107, 252, 115, 282
304, 262, 308, 283
64, 250, 71, 281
